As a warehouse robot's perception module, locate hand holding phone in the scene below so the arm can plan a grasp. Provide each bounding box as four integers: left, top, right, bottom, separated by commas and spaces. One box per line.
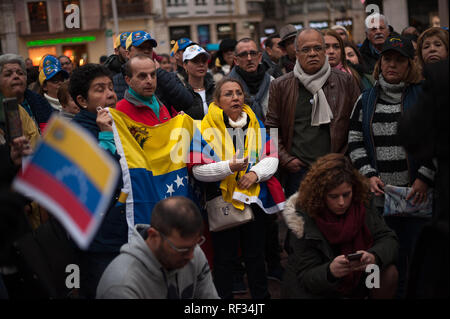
346, 252, 363, 261
3, 98, 23, 143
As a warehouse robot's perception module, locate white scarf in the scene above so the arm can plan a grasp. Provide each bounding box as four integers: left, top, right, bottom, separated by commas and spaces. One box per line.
293, 56, 333, 126
44, 93, 62, 112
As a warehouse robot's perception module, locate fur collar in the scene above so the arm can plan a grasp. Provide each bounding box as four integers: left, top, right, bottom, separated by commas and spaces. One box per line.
281, 192, 305, 239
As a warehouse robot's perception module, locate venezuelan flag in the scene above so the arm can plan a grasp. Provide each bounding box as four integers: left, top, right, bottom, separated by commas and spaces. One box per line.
110, 109, 196, 233
13, 115, 120, 249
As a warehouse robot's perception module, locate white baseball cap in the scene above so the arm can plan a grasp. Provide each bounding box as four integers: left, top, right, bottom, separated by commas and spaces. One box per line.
183, 45, 210, 62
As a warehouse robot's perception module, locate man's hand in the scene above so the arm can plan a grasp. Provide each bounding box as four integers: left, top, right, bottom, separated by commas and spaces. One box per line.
96, 108, 113, 132
237, 171, 258, 190
285, 158, 305, 173
10, 136, 32, 166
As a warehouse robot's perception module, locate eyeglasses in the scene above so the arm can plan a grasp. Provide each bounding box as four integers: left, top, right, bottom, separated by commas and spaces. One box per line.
221, 91, 244, 98
159, 231, 206, 254
298, 45, 324, 54
60, 62, 72, 66
235, 50, 259, 58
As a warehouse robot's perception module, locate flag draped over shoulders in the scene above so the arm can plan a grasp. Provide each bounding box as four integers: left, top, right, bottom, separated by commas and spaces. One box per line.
109, 108, 195, 236
189, 102, 285, 214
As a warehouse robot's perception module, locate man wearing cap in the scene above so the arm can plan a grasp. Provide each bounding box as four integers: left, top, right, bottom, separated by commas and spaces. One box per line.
170, 37, 196, 82
265, 28, 360, 203
113, 31, 193, 112
181, 45, 215, 120
359, 13, 391, 73
262, 34, 284, 79
39, 55, 70, 111
104, 32, 131, 76
278, 24, 298, 74
116, 55, 177, 126
228, 38, 273, 122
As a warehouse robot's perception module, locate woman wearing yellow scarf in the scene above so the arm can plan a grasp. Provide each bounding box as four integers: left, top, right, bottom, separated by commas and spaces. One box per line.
191, 78, 283, 299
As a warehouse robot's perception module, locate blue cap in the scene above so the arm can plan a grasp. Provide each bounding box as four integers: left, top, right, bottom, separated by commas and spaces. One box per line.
126, 31, 157, 50
119, 32, 131, 49
38, 55, 69, 86
170, 38, 195, 57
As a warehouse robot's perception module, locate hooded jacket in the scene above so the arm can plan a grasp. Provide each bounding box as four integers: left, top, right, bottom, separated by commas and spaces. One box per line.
96, 224, 219, 299
281, 193, 398, 299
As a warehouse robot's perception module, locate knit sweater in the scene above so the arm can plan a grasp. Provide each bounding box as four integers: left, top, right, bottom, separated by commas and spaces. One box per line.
348, 76, 435, 187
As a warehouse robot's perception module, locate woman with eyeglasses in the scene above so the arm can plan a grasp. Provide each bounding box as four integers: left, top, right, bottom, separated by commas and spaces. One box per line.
189, 78, 285, 299
181, 45, 215, 120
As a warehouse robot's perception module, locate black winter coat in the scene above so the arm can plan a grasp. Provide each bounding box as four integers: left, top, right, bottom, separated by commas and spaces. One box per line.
182, 73, 215, 120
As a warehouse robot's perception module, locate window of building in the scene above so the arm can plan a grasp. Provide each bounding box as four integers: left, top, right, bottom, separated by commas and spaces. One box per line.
62, 0, 81, 30
215, 0, 231, 5
27, 1, 49, 33
197, 25, 210, 45
217, 23, 235, 41
195, 0, 207, 5
167, 0, 187, 7
28, 46, 57, 67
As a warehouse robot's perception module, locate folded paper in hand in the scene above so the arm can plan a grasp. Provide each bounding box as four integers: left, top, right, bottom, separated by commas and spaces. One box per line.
383, 184, 433, 218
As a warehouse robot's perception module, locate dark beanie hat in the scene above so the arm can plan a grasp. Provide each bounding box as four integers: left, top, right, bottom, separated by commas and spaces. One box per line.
219, 38, 237, 52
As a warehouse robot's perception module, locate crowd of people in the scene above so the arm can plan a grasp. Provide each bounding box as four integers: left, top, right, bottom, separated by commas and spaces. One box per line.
0, 12, 448, 299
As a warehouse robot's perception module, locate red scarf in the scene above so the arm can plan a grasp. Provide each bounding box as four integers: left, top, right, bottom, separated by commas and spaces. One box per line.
314, 202, 373, 295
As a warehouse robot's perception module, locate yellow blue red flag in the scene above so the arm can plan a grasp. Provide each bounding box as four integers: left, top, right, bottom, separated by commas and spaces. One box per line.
13, 115, 120, 249
109, 109, 196, 234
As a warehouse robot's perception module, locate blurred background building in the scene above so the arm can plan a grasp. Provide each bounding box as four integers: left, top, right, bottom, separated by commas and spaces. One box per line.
0, 0, 448, 67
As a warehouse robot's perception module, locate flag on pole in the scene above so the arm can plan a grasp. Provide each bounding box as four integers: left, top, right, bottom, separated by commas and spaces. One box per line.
13, 115, 120, 249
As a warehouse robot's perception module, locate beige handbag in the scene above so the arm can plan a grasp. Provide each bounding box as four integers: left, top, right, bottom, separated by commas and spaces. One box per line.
206, 196, 254, 232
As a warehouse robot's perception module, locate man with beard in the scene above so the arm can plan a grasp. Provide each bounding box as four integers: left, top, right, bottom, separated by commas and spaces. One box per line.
96, 197, 219, 299
359, 13, 390, 73
104, 32, 130, 76
228, 38, 272, 122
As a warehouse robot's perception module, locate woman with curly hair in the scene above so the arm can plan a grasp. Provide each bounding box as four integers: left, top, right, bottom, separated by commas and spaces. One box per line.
281, 153, 399, 299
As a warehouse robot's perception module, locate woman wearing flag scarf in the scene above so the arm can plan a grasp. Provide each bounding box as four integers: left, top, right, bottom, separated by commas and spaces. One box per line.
281, 153, 398, 299
189, 78, 285, 299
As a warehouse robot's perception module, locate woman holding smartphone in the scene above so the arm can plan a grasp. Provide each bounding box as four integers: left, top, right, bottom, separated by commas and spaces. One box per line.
281, 153, 399, 299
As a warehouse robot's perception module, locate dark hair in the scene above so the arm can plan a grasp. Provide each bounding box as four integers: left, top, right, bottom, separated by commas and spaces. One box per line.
69, 63, 112, 108
99, 55, 108, 64
123, 54, 153, 78
264, 34, 280, 49
58, 55, 71, 62
159, 53, 170, 61
297, 153, 370, 218
151, 197, 203, 238
57, 81, 70, 106
235, 38, 259, 55
213, 77, 246, 104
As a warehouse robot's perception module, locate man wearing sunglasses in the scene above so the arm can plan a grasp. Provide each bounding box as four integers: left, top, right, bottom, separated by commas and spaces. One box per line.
97, 197, 219, 299
228, 38, 273, 122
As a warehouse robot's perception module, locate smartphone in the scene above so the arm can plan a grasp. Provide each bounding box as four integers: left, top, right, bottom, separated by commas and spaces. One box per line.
2, 98, 22, 142
346, 252, 363, 261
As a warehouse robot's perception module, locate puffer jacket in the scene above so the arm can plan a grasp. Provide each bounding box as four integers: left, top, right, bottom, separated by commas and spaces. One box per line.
265, 69, 360, 169
182, 72, 215, 120
281, 193, 398, 299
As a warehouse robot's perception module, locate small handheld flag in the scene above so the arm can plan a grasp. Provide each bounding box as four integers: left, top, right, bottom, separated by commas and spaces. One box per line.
13, 115, 120, 249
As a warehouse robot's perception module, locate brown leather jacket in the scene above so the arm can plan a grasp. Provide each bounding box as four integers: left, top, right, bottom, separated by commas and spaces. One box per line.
265, 69, 360, 168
